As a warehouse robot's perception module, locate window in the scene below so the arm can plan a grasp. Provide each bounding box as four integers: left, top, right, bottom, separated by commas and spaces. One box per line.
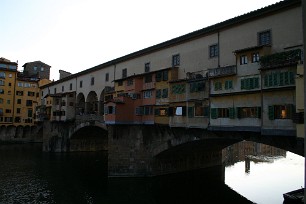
172, 54, 180, 66
122, 68, 127, 78
118, 81, 123, 86
17, 99, 21, 104
28, 109, 33, 117
144, 106, 153, 115
7, 100, 10, 104
18, 82, 23, 87
209, 44, 219, 58
91, 77, 95, 85
174, 106, 186, 116
264, 71, 294, 87
162, 89, 168, 98
8, 83, 11, 87
33, 66, 37, 71
252, 52, 260, 63
105, 106, 115, 114
0, 80, 4, 86
240, 55, 248, 65
28, 91, 35, 96
0, 89, 4, 94
5, 117, 13, 122
61, 100, 66, 106
156, 89, 161, 98
155, 108, 167, 116
9, 74, 12, 78
145, 62, 150, 73
194, 102, 204, 117
269, 104, 294, 120
237, 107, 261, 118
214, 82, 222, 91
80, 80, 83, 88
24, 83, 30, 88
135, 107, 144, 115
144, 75, 152, 83
172, 84, 185, 94
0, 98, 3, 104
5, 109, 12, 113
241, 77, 260, 90
16, 108, 21, 114
258, 30, 271, 46
8, 91, 11, 95
0, 108, 2, 115
210, 108, 229, 119
127, 79, 133, 86
105, 73, 109, 82
26, 100, 33, 106
41, 67, 44, 71
190, 81, 205, 93
54, 88, 57, 94
70, 83, 72, 90
143, 90, 152, 99
0, 72, 5, 79
225, 80, 233, 90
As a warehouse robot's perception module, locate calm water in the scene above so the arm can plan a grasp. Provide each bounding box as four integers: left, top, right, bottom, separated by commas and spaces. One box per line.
0, 142, 303, 204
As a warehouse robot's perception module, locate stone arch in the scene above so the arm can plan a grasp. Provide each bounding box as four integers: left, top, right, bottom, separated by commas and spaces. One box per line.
69, 125, 108, 152
76, 93, 85, 115
0, 125, 6, 140
23, 125, 31, 139
86, 91, 98, 114
15, 125, 24, 138
6, 125, 16, 140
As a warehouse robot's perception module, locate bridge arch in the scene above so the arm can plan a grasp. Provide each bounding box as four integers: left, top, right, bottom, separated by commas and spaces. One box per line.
76, 93, 85, 115
69, 123, 108, 152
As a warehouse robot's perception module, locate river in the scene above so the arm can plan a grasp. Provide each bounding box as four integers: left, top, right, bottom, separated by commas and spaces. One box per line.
0, 141, 303, 204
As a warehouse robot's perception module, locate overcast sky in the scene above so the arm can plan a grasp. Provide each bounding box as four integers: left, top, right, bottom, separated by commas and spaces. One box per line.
1, 0, 281, 80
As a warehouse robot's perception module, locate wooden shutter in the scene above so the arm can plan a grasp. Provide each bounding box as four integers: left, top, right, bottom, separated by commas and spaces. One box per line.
188, 107, 194, 118
268, 106, 275, 120
229, 107, 235, 119
211, 108, 218, 119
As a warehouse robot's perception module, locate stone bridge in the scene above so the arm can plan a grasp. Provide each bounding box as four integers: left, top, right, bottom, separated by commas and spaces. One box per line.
42, 121, 304, 177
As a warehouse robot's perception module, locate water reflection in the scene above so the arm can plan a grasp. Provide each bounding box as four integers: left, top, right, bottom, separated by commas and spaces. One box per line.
0, 142, 303, 204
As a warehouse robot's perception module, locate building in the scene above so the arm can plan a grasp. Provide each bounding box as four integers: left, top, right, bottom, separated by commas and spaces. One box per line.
22, 61, 51, 80
40, 0, 304, 138
0, 57, 18, 125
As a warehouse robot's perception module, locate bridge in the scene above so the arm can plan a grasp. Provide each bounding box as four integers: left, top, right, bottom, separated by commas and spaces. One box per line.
42, 117, 304, 177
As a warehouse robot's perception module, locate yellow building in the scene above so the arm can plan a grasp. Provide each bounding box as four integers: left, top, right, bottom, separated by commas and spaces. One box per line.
14, 76, 40, 126
0, 58, 18, 126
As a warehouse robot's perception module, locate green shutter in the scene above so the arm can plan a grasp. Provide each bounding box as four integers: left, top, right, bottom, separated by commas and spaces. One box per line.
273, 72, 278, 86
289, 71, 295, 85
279, 72, 284, 86
268, 74, 273, 87
241, 79, 245, 90
254, 77, 259, 88
284, 71, 289, 85
245, 78, 250, 90
229, 80, 233, 89
268, 106, 275, 120
188, 107, 194, 118
163, 70, 168, 81
264, 75, 268, 87
229, 107, 235, 119
211, 108, 218, 119
256, 107, 261, 118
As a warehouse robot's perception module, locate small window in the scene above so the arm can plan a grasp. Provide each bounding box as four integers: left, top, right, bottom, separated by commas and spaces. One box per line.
240, 55, 248, 65
105, 73, 109, 82
62, 86, 64, 92
18, 82, 23, 87
0, 89, 4, 94
91, 77, 95, 85
80, 80, 83, 88
33, 66, 37, 71
0, 98, 3, 104
145, 62, 150, 73
127, 79, 133, 86
70, 83, 72, 90
0, 72, 5, 78
122, 68, 127, 78
7, 99, 10, 104
252, 52, 260, 63
17, 99, 21, 104
54, 88, 57, 94
209, 44, 219, 58
16, 108, 21, 114
41, 67, 44, 71
143, 90, 152, 99
225, 80, 233, 90
258, 30, 271, 46
172, 54, 180, 66
0, 80, 4, 86
9, 74, 12, 78
214, 82, 222, 91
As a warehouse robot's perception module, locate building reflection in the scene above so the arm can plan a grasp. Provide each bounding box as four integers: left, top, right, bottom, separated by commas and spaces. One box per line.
222, 141, 286, 173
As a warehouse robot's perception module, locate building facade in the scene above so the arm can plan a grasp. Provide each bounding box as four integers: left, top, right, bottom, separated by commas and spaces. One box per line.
22, 61, 51, 80
39, 0, 304, 138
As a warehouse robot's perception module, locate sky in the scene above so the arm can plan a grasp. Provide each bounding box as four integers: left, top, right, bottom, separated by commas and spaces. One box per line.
1, 0, 282, 81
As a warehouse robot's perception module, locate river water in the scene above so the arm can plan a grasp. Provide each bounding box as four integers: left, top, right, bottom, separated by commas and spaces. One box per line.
0, 141, 303, 204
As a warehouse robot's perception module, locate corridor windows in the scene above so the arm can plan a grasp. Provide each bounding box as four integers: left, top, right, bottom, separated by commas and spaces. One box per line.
241, 77, 260, 90
145, 62, 150, 73
172, 54, 180, 66
258, 30, 271, 46
268, 104, 294, 120
54, 88, 57, 94
122, 68, 127, 78
209, 44, 219, 58
240, 55, 248, 65
105, 106, 115, 114
91, 77, 95, 85
252, 52, 260, 63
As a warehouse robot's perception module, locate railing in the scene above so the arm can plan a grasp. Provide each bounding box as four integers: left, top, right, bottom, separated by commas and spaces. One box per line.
260, 49, 302, 69
186, 70, 207, 80
208, 65, 236, 78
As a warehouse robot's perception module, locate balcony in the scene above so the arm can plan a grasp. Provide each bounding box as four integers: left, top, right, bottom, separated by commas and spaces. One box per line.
186, 70, 207, 80
208, 65, 236, 78
260, 49, 302, 69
